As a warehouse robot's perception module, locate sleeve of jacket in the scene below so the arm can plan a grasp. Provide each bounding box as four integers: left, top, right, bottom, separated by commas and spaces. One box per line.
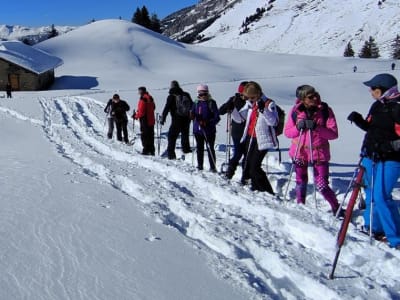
219, 97, 234, 115
104, 99, 112, 113
260, 100, 278, 126
315, 107, 338, 140
211, 100, 221, 125
284, 106, 301, 138
161, 95, 173, 122
124, 101, 130, 112
135, 99, 146, 119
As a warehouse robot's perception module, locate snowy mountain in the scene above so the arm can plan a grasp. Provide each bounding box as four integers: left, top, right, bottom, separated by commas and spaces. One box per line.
0, 24, 75, 44
0, 19, 399, 299
162, 0, 400, 58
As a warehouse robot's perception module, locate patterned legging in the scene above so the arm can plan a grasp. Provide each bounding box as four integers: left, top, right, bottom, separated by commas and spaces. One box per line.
294, 160, 339, 212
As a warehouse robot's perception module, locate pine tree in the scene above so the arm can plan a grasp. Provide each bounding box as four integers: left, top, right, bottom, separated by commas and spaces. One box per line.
359, 36, 380, 58
132, 8, 142, 24
150, 14, 162, 33
140, 6, 151, 29
48, 24, 59, 39
343, 42, 355, 57
391, 34, 400, 59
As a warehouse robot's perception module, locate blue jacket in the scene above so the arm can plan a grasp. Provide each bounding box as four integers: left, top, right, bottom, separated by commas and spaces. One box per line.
191, 98, 220, 135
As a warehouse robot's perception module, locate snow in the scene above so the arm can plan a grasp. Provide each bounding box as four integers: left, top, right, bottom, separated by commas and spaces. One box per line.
0, 41, 63, 74
199, 0, 400, 59
0, 19, 399, 300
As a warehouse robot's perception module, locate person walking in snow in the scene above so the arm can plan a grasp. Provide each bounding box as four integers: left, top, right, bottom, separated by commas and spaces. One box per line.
191, 84, 220, 171
133, 86, 156, 155
6, 82, 12, 98
104, 97, 116, 139
347, 73, 400, 249
160, 80, 193, 159
108, 94, 130, 143
284, 85, 342, 215
218, 81, 249, 180
240, 81, 278, 194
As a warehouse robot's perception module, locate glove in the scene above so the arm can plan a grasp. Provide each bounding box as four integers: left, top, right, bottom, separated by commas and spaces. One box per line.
199, 120, 207, 128
257, 99, 265, 113
377, 141, 393, 153
160, 120, 165, 126
391, 139, 400, 151
304, 119, 316, 130
296, 119, 306, 130
347, 111, 363, 124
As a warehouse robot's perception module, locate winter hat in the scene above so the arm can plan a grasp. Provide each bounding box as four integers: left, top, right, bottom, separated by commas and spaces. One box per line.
363, 73, 397, 89
138, 86, 147, 93
238, 81, 248, 94
297, 85, 316, 100
197, 84, 209, 94
170, 80, 180, 89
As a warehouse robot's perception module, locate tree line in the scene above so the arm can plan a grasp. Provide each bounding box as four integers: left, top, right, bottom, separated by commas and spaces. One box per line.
131, 6, 162, 33
344, 35, 400, 59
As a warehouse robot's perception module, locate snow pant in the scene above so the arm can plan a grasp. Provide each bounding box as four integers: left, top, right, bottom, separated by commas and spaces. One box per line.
6, 91, 11, 98
167, 117, 191, 159
294, 160, 339, 212
115, 118, 129, 143
227, 123, 246, 177
361, 157, 400, 247
140, 123, 155, 155
194, 132, 216, 170
107, 117, 115, 139
244, 136, 274, 195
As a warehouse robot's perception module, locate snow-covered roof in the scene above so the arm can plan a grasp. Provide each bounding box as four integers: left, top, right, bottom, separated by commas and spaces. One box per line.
0, 40, 63, 74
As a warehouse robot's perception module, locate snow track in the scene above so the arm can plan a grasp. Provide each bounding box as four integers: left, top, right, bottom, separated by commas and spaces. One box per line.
2, 96, 399, 300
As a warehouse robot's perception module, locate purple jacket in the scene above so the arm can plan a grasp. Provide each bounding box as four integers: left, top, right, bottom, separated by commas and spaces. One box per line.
191, 98, 220, 135
284, 100, 338, 163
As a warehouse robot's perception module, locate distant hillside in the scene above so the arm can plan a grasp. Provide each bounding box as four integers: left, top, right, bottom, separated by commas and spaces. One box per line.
161, 0, 400, 58
0, 24, 75, 45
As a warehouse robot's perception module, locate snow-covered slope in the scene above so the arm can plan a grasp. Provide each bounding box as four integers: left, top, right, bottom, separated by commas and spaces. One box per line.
0, 19, 399, 300
163, 0, 400, 58
0, 24, 75, 44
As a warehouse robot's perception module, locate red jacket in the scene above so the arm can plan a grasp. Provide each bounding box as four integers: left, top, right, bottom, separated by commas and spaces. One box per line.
135, 92, 155, 126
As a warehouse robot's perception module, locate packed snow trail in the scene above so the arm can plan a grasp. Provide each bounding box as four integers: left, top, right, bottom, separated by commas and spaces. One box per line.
2, 96, 399, 300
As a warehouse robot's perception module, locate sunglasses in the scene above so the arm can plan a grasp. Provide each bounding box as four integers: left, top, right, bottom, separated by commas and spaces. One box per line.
305, 93, 317, 100
198, 92, 208, 97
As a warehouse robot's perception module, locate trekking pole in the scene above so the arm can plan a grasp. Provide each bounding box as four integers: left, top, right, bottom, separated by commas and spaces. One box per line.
221, 112, 231, 173
328, 166, 365, 280
308, 129, 318, 209
201, 127, 217, 170
335, 157, 363, 219
156, 113, 162, 156
369, 159, 376, 245
283, 129, 304, 201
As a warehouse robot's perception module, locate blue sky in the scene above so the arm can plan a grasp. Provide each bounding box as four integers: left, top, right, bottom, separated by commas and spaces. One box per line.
0, 0, 198, 27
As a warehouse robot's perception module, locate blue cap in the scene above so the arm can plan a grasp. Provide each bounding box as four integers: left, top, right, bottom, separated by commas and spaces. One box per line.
363, 73, 397, 89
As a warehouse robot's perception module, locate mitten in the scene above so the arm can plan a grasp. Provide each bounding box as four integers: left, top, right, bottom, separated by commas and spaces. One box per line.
296, 119, 306, 130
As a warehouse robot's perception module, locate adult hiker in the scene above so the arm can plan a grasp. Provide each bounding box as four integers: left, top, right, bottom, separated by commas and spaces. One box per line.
347, 73, 400, 249
218, 81, 249, 179
104, 96, 116, 139
191, 84, 220, 172
107, 94, 130, 144
160, 80, 193, 159
284, 85, 343, 216
133, 86, 156, 155
240, 81, 278, 194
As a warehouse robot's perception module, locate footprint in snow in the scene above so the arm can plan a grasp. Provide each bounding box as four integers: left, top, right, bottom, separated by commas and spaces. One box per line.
145, 233, 161, 242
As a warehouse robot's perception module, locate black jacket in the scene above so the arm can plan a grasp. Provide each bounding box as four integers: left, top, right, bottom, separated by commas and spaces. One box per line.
219, 93, 247, 141
354, 96, 400, 161
161, 87, 193, 123
110, 100, 130, 121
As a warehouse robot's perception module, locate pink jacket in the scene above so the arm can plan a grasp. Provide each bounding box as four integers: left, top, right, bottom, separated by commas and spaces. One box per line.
284, 100, 338, 163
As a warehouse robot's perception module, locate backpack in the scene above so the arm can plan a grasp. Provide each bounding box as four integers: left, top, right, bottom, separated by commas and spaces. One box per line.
175, 93, 192, 117
291, 101, 329, 126
265, 99, 285, 136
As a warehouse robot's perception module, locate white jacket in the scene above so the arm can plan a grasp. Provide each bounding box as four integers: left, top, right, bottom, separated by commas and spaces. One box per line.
240, 97, 279, 150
